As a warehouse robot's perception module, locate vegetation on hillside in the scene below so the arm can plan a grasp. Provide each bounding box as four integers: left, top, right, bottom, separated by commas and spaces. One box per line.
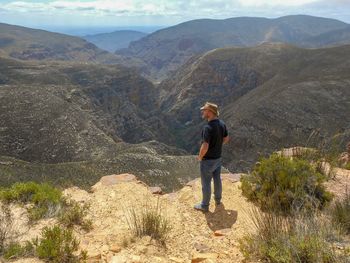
125, 198, 172, 245
239, 208, 349, 263
0, 182, 91, 261
240, 151, 350, 262
331, 191, 350, 234
0, 182, 63, 221
241, 154, 333, 215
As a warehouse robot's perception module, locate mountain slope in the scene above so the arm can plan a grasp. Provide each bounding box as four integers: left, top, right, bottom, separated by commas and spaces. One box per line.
158, 43, 350, 171
117, 15, 349, 80
0, 23, 121, 63
0, 56, 204, 190
0, 57, 178, 161
83, 30, 147, 52
303, 26, 350, 47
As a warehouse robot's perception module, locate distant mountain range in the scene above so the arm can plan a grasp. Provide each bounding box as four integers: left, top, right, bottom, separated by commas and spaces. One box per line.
0, 22, 122, 63
83, 30, 148, 52
117, 15, 350, 80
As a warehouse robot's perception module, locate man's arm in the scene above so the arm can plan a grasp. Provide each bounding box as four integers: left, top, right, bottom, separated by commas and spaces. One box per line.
223, 136, 230, 144
198, 142, 209, 161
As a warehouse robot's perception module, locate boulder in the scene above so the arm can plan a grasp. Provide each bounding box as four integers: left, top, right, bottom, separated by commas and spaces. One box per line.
149, 186, 163, 195
92, 173, 137, 191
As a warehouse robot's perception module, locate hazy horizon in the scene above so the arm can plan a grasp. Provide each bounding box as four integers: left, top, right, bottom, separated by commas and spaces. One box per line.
1, 14, 349, 37
0, 0, 350, 36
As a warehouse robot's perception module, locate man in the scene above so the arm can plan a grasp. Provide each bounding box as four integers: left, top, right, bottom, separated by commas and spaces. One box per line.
194, 102, 229, 212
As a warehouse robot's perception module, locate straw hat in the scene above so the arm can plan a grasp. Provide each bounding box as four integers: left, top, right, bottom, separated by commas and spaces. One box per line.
200, 102, 219, 116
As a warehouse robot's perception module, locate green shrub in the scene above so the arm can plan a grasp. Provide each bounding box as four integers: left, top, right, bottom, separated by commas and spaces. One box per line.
239, 209, 347, 263
345, 162, 350, 170
0, 182, 63, 220
125, 199, 171, 245
241, 154, 333, 214
33, 225, 83, 263
58, 200, 92, 231
0, 203, 13, 254
331, 191, 350, 234
3, 241, 34, 260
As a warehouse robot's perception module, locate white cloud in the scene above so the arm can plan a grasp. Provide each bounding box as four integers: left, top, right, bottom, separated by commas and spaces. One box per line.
2, 0, 323, 16
2, 0, 176, 16
238, 0, 319, 7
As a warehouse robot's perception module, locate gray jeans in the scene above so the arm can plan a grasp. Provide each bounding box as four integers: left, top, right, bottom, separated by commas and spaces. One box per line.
200, 158, 222, 207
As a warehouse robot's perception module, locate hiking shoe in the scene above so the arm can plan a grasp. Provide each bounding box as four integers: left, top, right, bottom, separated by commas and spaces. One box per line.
215, 201, 222, 206
194, 204, 209, 212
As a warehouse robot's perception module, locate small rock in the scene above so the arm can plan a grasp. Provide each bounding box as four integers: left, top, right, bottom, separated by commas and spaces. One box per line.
136, 245, 148, 254
193, 243, 210, 253
87, 251, 101, 262
221, 173, 242, 183
186, 179, 199, 187
111, 255, 127, 263
99, 173, 136, 186
131, 254, 141, 263
169, 256, 184, 262
110, 244, 122, 253
101, 244, 109, 252
149, 186, 163, 195
191, 253, 217, 263
213, 228, 231, 236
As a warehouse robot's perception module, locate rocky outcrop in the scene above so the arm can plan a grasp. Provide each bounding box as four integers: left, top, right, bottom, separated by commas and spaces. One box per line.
9, 165, 350, 263
12, 173, 253, 263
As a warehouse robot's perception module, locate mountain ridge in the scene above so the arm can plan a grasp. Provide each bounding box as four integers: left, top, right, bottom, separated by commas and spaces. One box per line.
117, 15, 350, 80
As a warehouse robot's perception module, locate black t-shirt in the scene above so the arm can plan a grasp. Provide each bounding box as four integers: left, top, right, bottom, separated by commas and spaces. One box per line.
201, 119, 228, 160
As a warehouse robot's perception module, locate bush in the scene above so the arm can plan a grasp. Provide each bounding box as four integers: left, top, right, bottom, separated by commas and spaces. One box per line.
0, 182, 63, 220
0, 203, 14, 254
3, 241, 34, 260
239, 208, 347, 263
345, 162, 350, 170
33, 225, 84, 263
331, 191, 350, 234
241, 154, 333, 214
58, 200, 92, 231
125, 198, 171, 245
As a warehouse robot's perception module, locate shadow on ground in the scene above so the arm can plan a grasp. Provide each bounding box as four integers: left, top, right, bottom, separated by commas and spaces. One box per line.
205, 204, 238, 231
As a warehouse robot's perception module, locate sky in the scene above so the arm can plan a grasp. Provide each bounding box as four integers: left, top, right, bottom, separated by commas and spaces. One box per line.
0, 0, 349, 31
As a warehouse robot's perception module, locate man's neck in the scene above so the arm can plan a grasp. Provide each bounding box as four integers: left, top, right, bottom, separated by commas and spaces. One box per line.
207, 116, 218, 122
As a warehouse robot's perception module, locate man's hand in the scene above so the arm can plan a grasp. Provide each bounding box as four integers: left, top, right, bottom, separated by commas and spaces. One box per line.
223, 136, 230, 144
198, 142, 209, 161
